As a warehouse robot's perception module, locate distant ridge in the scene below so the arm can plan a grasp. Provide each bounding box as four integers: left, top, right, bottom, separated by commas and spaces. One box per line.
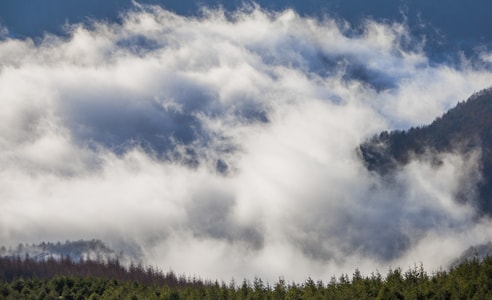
359, 87, 492, 213
453, 241, 492, 265
0, 239, 136, 264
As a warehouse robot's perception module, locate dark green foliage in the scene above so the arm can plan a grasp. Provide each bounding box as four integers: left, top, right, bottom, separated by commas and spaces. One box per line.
2, 255, 492, 299
359, 87, 492, 214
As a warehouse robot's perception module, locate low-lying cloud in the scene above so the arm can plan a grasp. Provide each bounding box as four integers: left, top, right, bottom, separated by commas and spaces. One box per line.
1, 4, 492, 282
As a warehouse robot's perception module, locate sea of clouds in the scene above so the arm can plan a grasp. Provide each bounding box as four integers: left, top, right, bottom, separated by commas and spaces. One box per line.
1, 4, 492, 282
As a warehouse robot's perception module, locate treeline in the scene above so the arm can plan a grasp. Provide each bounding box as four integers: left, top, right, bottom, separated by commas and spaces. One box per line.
2, 255, 492, 299
0, 255, 197, 288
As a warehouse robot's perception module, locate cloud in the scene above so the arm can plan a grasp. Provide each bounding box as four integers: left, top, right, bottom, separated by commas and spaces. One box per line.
1, 4, 492, 282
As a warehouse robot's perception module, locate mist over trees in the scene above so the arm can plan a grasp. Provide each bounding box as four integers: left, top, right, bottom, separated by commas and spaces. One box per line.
1, 0, 492, 283
360, 87, 492, 214
1, 240, 120, 262
2, 254, 492, 299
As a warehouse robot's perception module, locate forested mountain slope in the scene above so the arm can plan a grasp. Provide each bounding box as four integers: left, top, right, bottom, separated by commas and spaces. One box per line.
360, 87, 492, 213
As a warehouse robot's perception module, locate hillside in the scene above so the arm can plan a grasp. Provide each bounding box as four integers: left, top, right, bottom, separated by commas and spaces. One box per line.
359, 87, 492, 213
2, 254, 492, 299
0, 240, 139, 265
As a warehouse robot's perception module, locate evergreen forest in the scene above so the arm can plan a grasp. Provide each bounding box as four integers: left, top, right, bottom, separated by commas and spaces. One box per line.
1, 254, 492, 299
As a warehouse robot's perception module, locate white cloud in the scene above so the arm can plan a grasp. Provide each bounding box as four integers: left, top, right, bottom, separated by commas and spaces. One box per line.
0, 4, 491, 282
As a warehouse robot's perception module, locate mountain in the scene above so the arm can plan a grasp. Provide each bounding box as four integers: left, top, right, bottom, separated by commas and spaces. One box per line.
453, 241, 492, 266
0, 240, 138, 264
359, 87, 492, 213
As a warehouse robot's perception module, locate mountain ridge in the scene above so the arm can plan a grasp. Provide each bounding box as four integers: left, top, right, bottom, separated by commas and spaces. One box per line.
0, 239, 140, 266
360, 87, 492, 213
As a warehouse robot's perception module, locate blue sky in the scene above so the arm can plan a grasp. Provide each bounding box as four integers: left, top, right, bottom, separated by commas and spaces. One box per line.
2, 0, 492, 46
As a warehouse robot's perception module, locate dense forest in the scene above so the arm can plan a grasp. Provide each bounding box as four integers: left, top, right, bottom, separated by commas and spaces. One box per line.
1, 254, 492, 299
359, 87, 492, 213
